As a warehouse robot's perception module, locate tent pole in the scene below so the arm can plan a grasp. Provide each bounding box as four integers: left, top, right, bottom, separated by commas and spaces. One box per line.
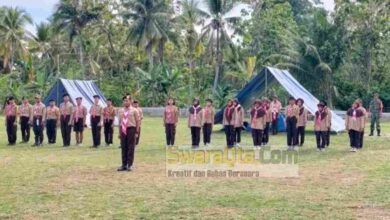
265, 68, 268, 96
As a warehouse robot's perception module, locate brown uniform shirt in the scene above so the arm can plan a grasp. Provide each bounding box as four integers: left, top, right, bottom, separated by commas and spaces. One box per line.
297, 107, 308, 127
135, 107, 143, 125
4, 104, 18, 117
264, 107, 272, 123
163, 105, 179, 124
188, 106, 203, 127
202, 106, 215, 125
73, 105, 88, 123
358, 106, 367, 130
60, 102, 74, 117
46, 106, 60, 120
32, 102, 46, 118
223, 106, 235, 126
345, 108, 365, 132
103, 106, 116, 121
285, 104, 299, 119
250, 107, 266, 129
314, 110, 331, 131
118, 107, 140, 128
233, 105, 245, 128
19, 103, 32, 118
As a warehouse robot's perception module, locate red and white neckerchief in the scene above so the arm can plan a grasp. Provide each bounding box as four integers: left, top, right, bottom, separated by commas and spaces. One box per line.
92, 105, 97, 118
192, 105, 201, 120
61, 102, 68, 116
104, 107, 110, 121
165, 106, 173, 122
50, 106, 56, 114
5, 104, 14, 117
121, 108, 130, 135
75, 105, 82, 121
352, 109, 357, 120
34, 103, 42, 115
316, 111, 322, 128
252, 107, 260, 124
20, 104, 28, 115
204, 107, 210, 119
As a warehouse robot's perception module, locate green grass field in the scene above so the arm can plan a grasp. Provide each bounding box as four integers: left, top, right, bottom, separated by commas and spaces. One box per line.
0, 117, 389, 219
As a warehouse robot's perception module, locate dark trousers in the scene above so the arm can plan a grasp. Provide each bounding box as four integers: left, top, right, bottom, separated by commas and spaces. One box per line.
91, 116, 101, 147
104, 119, 114, 145
234, 127, 242, 144
262, 122, 270, 144
33, 116, 44, 145
349, 130, 362, 149
252, 129, 263, 146
296, 126, 305, 146
203, 123, 212, 144
20, 116, 30, 142
315, 131, 326, 149
6, 116, 17, 144
61, 115, 71, 146
121, 127, 136, 168
191, 126, 201, 147
224, 125, 235, 147
272, 113, 279, 135
325, 129, 331, 146
286, 117, 297, 146
46, 119, 57, 144
165, 123, 176, 146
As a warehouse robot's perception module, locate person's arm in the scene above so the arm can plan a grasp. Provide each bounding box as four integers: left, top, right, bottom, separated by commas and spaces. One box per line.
135, 110, 140, 135
345, 115, 349, 130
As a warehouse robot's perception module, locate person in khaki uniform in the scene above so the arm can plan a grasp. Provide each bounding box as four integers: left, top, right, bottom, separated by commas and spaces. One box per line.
90, 95, 104, 148
295, 98, 308, 147
19, 97, 32, 143
232, 99, 244, 147
103, 98, 116, 146
117, 96, 140, 172
31, 95, 46, 147
45, 100, 60, 144
73, 97, 88, 146
270, 96, 282, 135
4, 97, 18, 145
322, 101, 332, 147
262, 97, 272, 146
369, 93, 383, 136
133, 100, 143, 146
285, 97, 299, 150
314, 101, 330, 151
223, 99, 235, 148
346, 101, 366, 152
250, 99, 266, 149
60, 94, 74, 147
202, 99, 215, 146
163, 98, 179, 147
188, 98, 203, 148
356, 99, 367, 148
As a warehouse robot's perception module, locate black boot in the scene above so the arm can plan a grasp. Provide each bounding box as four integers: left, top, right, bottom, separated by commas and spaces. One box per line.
377, 129, 381, 136
369, 130, 374, 136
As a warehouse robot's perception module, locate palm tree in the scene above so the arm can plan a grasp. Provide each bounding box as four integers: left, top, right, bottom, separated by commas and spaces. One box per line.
0, 7, 32, 74
122, 0, 171, 70
53, 0, 101, 78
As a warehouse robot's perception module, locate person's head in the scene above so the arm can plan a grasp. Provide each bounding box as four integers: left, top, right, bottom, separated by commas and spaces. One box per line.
49, 99, 55, 107
35, 95, 41, 103
374, 93, 379, 99
76, 97, 82, 105
254, 99, 262, 108
133, 100, 139, 108
317, 102, 325, 111
123, 96, 131, 108
321, 100, 328, 107
63, 94, 70, 102
8, 97, 15, 105
262, 97, 270, 104
288, 97, 296, 105
296, 98, 304, 107
192, 98, 200, 106
352, 101, 359, 109
227, 99, 233, 107
272, 95, 278, 101
355, 98, 363, 106
107, 98, 112, 106
167, 97, 175, 106
205, 98, 213, 107
233, 99, 239, 106
22, 97, 29, 104
93, 95, 100, 104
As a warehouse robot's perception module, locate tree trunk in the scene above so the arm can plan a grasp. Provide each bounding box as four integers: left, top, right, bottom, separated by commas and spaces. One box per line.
146, 42, 153, 70
158, 39, 165, 64
212, 28, 221, 95
79, 41, 85, 79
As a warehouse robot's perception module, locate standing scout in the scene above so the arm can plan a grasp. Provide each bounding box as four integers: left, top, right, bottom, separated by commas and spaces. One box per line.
133, 100, 143, 146
202, 99, 215, 146
356, 99, 367, 148
4, 97, 18, 145
369, 93, 383, 136
233, 99, 244, 147
73, 97, 88, 146
31, 95, 46, 147
250, 99, 266, 149
296, 98, 308, 147
60, 94, 74, 147
188, 98, 203, 148
163, 98, 179, 147
19, 97, 32, 143
323, 101, 332, 147
45, 100, 60, 144
270, 96, 282, 135
103, 99, 116, 146
90, 95, 103, 148
285, 97, 299, 150
223, 99, 235, 148
314, 101, 330, 152
346, 101, 365, 152
117, 96, 140, 172
262, 97, 271, 146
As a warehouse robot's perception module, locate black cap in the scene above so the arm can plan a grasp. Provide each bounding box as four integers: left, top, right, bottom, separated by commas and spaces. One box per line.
317, 101, 325, 107
107, 98, 112, 102
133, 99, 139, 104
206, 98, 213, 103
76, 97, 82, 100
288, 96, 296, 101
49, 99, 55, 102
296, 98, 304, 104
63, 93, 69, 98
93, 95, 100, 99
8, 96, 14, 101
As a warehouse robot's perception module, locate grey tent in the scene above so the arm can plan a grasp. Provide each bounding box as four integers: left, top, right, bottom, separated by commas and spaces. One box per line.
215, 67, 345, 132
44, 79, 107, 126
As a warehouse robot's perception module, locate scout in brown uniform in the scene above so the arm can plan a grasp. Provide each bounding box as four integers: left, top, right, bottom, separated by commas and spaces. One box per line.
314, 101, 330, 151
270, 96, 282, 135
133, 100, 143, 146
45, 100, 60, 144
117, 96, 140, 172
356, 99, 367, 148
223, 99, 235, 148
346, 101, 365, 152
90, 95, 103, 148
163, 98, 179, 147
188, 98, 203, 148
295, 98, 308, 146
73, 97, 88, 146
250, 99, 266, 149
262, 97, 272, 145
323, 101, 332, 147
103, 98, 116, 146
19, 97, 32, 143
285, 97, 299, 150
60, 94, 74, 147
31, 95, 46, 147
202, 99, 215, 146
4, 97, 18, 145
233, 99, 244, 147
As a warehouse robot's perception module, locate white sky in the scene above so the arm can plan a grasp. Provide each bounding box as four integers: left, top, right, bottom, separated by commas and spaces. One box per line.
0, 0, 335, 34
